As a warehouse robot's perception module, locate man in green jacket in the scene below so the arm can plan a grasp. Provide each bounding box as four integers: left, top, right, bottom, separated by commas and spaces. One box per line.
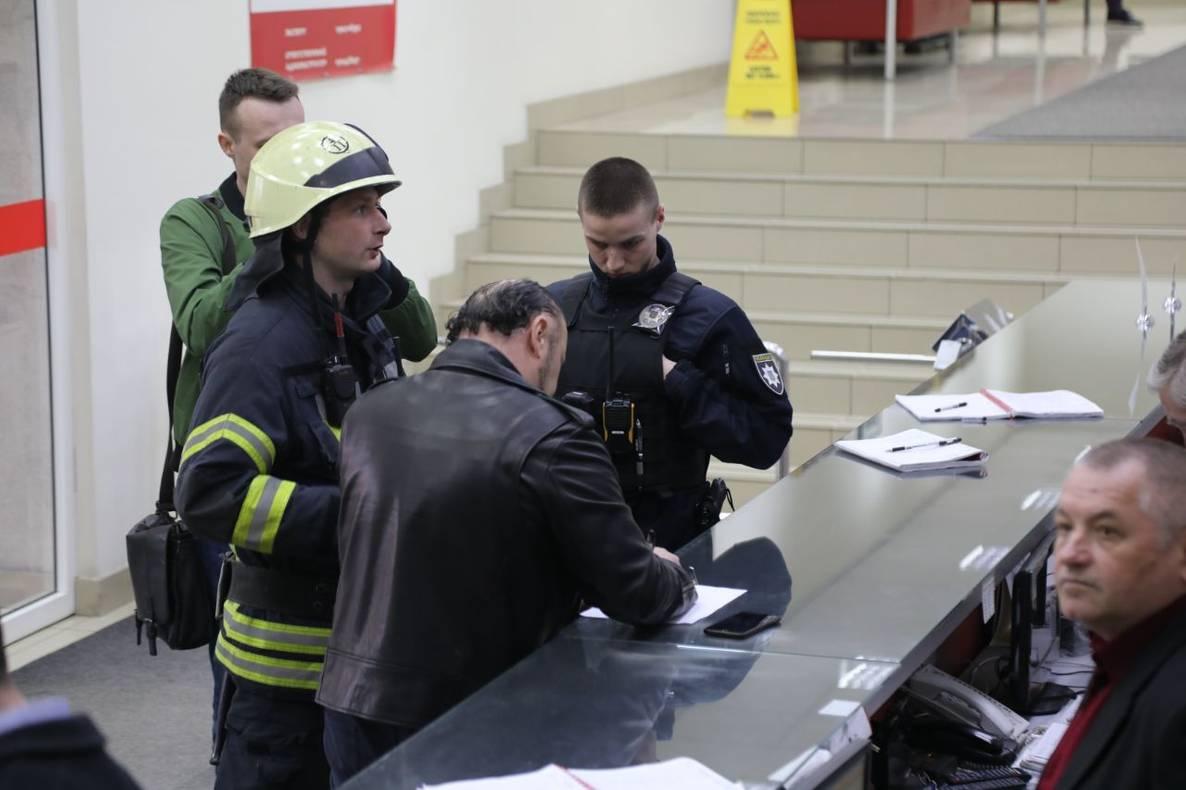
161, 68, 437, 448
159, 68, 437, 759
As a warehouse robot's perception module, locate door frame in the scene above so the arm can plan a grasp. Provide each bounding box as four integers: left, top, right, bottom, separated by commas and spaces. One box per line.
1, 0, 77, 645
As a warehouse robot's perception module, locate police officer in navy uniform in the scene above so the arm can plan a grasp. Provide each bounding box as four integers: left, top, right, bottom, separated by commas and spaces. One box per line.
548, 157, 793, 550
177, 121, 412, 789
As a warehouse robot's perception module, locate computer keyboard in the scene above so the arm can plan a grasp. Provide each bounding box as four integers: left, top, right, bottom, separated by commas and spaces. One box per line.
937, 778, 1028, 790
946, 765, 1031, 784
929, 759, 1034, 782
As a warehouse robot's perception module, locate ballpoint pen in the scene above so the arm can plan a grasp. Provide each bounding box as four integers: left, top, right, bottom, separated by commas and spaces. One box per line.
933, 401, 968, 413
889, 437, 962, 452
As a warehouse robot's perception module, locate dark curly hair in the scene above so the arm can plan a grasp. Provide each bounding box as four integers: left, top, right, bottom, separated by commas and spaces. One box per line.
445, 279, 562, 344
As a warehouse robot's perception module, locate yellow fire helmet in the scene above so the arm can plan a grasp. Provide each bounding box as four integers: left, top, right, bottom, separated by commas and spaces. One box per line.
245, 121, 401, 239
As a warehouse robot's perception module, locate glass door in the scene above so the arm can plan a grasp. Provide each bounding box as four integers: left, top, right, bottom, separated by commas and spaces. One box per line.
0, 0, 73, 643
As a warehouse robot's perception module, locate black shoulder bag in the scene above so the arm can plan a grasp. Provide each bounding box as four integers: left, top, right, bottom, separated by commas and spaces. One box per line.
126, 195, 233, 655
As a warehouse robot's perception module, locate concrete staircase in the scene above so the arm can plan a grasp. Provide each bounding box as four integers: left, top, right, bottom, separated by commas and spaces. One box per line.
434, 130, 1186, 506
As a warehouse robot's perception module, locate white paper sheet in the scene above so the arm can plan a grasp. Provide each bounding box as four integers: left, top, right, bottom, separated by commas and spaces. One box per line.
420, 758, 741, 790
571, 757, 741, 789
420, 764, 581, 789
580, 584, 746, 625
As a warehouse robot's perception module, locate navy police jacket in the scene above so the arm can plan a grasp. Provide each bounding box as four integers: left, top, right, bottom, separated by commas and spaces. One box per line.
548, 235, 793, 545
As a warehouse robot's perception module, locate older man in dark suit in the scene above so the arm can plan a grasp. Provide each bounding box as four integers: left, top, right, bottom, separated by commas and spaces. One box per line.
1039, 438, 1186, 789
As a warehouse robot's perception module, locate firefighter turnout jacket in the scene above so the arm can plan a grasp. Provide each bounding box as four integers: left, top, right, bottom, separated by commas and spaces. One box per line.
176, 239, 400, 697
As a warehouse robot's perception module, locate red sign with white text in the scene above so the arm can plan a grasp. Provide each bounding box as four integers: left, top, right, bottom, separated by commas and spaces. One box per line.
250, 0, 395, 82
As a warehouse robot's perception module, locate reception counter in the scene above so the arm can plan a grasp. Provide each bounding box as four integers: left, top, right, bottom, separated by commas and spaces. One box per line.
345, 278, 1166, 789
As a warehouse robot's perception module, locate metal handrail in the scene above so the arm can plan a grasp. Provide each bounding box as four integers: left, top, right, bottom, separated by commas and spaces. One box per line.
811, 349, 936, 364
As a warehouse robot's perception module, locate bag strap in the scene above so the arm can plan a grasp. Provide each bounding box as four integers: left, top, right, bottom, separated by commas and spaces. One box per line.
157, 326, 184, 514
158, 194, 238, 513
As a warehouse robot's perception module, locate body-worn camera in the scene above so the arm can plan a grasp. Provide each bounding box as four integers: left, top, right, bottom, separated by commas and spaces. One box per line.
601, 398, 636, 455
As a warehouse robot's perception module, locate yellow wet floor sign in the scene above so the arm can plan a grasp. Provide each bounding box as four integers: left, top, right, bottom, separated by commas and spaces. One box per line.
726, 0, 799, 117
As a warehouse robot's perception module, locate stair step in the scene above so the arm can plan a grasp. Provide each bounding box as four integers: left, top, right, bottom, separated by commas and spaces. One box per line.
787, 360, 932, 414
464, 252, 1071, 319
709, 461, 779, 484
435, 297, 947, 360
488, 207, 1186, 276
787, 412, 867, 469
467, 252, 1075, 284
752, 311, 948, 360
516, 166, 1186, 227
711, 410, 867, 506
535, 130, 1186, 182
520, 164, 1186, 190
437, 302, 949, 329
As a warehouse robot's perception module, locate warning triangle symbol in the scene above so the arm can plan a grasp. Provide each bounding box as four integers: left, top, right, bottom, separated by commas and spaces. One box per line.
745, 30, 778, 61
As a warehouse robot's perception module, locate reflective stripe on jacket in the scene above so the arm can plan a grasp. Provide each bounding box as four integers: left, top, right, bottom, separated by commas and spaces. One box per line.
177, 248, 393, 694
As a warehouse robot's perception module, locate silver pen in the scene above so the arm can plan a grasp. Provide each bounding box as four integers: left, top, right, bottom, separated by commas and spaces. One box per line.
889, 437, 962, 453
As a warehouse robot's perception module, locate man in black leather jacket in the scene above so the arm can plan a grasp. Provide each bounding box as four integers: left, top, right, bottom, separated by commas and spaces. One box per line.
317, 279, 697, 786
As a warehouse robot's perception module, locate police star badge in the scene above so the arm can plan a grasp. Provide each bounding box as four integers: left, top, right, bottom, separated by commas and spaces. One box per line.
634, 304, 676, 335
752, 352, 784, 395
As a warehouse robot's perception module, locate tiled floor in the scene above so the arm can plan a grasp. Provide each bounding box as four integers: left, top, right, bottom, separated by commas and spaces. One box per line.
5, 603, 135, 672
557, 4, 1186, 140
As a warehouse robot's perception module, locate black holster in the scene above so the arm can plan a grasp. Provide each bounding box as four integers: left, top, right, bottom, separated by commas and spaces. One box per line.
696, 478, 733, 534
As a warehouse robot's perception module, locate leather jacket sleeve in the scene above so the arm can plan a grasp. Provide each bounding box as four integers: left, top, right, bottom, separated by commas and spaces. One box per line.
527, 421, 697, 624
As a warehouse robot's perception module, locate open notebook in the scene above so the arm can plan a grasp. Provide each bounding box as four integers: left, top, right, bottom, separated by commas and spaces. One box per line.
835, 429, 988, 473
895, 389, 1104, 422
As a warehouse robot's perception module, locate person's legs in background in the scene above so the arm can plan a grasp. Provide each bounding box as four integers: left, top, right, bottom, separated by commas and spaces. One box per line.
323, 709, 415, 787
1106, 0, 1143, 27
196, 538, 228, 747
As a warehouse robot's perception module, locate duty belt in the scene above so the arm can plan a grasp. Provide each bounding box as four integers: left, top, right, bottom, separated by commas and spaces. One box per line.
227, 562, 337, 621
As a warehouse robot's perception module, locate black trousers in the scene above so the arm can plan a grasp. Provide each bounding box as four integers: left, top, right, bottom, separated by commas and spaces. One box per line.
215, 685, 329, 790
323, 709, 415, 788
196, 537, 227, 742
626, 485, 704, 551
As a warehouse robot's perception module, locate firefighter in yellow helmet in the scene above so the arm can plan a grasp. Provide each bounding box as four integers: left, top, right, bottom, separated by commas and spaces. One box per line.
177, 121, 410, 789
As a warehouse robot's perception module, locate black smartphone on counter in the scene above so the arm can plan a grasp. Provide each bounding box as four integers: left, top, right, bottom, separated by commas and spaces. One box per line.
703, 611, 781, 639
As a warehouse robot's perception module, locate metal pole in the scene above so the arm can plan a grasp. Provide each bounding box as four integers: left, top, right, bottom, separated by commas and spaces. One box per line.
884, 0, 898, 80
810, 350, 937, 364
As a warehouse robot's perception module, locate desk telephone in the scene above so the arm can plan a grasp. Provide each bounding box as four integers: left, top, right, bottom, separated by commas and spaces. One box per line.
900, 665, 1030, 765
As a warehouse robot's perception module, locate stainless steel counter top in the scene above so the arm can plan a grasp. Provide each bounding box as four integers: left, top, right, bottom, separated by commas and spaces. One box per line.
346, 279, 1170, 789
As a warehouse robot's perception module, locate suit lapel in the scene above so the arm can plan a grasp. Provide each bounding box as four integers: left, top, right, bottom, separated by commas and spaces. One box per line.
1059, 602, 1186, 789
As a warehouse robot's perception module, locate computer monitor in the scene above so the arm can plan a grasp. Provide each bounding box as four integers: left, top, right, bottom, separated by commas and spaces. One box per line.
1007, 527, 1075, 715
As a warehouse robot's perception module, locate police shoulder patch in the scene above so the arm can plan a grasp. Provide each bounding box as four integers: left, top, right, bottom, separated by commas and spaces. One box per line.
752, 352, 784, 395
